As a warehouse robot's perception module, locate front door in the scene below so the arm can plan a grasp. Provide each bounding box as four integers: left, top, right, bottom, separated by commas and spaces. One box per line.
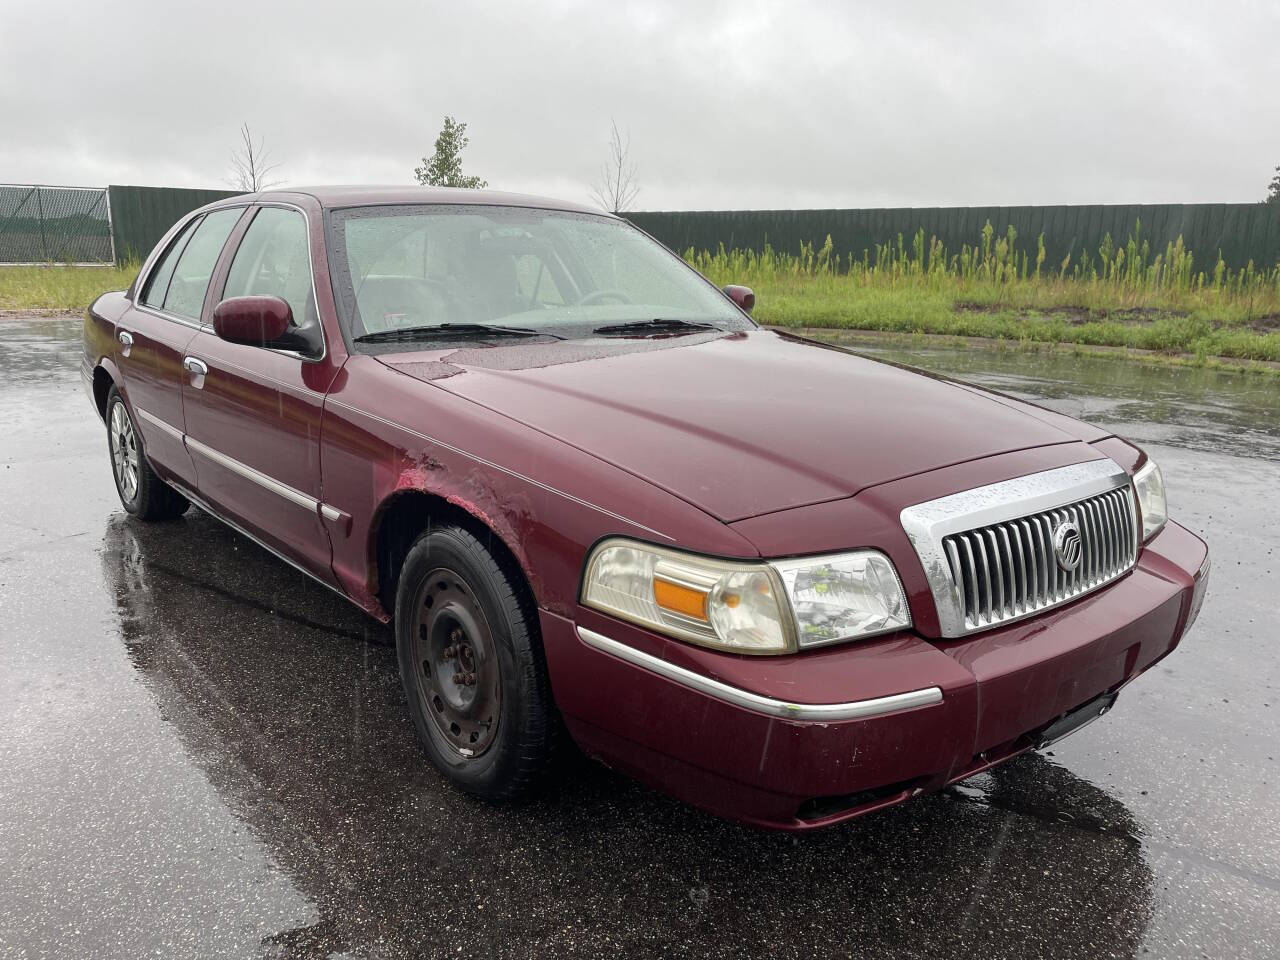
180, 205, 339, 584
115, 207, 244, 490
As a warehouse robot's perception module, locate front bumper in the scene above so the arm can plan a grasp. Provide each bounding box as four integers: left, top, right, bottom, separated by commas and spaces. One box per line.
542, 520, 1209, 830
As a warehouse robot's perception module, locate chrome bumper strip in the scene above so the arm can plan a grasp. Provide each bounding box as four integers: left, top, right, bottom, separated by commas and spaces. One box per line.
576, 626, 943, 722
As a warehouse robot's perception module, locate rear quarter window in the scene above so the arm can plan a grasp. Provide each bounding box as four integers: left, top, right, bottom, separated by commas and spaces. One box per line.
140, 216, 201, 309
161, 208, 242, 320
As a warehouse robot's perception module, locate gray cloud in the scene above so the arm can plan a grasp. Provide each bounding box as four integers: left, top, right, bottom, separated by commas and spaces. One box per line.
2, 0, 1277, 209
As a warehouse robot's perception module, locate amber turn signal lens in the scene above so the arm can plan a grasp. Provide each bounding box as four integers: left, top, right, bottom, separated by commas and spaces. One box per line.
580, 539, 792, 653
653, 577, 709, 621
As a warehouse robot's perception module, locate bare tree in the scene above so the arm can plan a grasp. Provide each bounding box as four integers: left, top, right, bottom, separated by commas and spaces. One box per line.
227, 123, 283, 192
591, 120, 639, 213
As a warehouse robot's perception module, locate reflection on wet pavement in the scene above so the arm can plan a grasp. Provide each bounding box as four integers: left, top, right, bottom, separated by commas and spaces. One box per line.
91, 513, 1162, 958
1, 318, 1277, 958
845, 337, 1280, 464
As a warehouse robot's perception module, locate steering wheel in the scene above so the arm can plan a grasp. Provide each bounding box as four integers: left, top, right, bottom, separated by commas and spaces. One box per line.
577, 289, 634, 306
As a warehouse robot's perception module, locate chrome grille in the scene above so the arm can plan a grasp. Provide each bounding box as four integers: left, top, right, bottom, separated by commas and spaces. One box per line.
941, 486, 1137, 630
899, 460, 1139, 638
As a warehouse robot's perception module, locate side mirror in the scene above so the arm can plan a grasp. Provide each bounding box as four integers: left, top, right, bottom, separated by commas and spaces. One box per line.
722, 284, 755, 316
213, 295, 292, 347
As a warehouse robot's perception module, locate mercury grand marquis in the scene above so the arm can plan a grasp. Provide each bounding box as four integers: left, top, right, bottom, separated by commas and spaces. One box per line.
82, 186, 1210, 829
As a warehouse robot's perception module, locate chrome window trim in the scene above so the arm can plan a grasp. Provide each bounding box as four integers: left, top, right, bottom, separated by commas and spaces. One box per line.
133, 303, 203, 331
577, 626, 942, 721
134, 206, 251, 317
131, 200, 328, 363
133, 213, 194, 302
900, 459, 1136, 638
324, 396, 674, 541
135, 210, 204, 310
213, 201, 329, 365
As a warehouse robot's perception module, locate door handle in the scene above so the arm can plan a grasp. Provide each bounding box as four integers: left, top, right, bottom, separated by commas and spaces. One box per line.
117, 330, 133, 356
183, 356, 208, 388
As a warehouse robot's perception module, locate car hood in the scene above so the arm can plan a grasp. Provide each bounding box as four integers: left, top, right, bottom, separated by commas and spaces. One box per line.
376, 330, 1104, 522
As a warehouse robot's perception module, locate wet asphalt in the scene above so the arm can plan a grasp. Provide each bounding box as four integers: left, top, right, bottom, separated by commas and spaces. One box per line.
1, 316, 1277, 960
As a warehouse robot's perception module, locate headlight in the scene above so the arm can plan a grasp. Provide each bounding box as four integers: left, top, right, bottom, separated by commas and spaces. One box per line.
581, 539, 911, 655
771, 553, 912, 648
1133, 458, 1167, 542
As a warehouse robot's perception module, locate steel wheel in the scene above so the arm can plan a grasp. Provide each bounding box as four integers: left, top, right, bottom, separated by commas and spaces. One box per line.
109, 400, 140, 503
394, 525, 557, 798
410, 567, 503, 758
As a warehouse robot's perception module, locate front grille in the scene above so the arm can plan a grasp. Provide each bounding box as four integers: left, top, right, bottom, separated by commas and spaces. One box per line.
942, 486, 1137, 630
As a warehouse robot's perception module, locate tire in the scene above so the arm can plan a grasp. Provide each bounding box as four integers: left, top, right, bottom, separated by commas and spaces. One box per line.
394, 524, 556, 800
105, 386, 189, 521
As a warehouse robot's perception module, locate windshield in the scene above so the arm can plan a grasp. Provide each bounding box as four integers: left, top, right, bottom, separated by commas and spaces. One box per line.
325, 204, 751, 344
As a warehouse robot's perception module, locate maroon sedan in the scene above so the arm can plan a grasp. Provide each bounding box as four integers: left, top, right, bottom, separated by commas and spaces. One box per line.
82, 187, 1210, 829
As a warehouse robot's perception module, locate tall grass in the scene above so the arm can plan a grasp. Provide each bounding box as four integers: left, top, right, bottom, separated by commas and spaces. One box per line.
0, 262, 139, 311
686, 222, 1280, 361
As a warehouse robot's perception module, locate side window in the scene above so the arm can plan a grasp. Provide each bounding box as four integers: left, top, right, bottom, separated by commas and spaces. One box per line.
162, 208, 242, 320
140, 216, 200, 308
222, 207, 314, 328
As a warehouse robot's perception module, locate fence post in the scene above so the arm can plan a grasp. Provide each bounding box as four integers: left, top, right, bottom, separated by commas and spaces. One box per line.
35, 187, 49, 262
104, 188, 116, 265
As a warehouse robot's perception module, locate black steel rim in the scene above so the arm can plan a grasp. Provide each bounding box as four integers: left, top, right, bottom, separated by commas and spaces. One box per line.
410, 567, 502, 758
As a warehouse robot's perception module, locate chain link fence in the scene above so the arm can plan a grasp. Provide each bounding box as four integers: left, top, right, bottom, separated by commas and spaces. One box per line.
0, 184, 114, 264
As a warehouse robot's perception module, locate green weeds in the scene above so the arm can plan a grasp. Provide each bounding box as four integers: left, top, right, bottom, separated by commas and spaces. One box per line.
0, 262, 139, 311
688, 223, 1280, 362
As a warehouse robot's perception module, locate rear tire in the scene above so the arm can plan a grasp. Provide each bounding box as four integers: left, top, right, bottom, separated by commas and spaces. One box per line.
105, 386, 189, 521
394, 525, 555, 800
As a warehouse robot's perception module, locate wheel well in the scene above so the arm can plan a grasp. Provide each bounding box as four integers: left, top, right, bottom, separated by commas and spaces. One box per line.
92, 366, 114, 420
373, 490, 534, 618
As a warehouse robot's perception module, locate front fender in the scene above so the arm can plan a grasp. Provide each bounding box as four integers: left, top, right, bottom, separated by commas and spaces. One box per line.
319, 357, 756, 623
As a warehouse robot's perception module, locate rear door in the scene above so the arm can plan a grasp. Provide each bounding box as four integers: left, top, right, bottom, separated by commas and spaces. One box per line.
115, 208, 245, 490
180, 204, 339, 584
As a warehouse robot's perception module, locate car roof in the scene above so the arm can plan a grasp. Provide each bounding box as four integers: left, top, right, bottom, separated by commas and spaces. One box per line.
223, 185, 610, 216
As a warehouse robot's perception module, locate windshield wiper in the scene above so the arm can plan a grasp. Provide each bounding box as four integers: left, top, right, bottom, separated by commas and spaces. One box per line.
354, 323, 562, 344
592, 318, 721, 336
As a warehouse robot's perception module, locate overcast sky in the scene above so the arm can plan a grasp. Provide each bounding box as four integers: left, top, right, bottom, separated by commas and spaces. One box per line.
3, 1, 1278, 210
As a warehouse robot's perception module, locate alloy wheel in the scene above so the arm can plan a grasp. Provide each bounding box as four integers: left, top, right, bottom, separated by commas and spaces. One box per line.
109, 401, 140, 503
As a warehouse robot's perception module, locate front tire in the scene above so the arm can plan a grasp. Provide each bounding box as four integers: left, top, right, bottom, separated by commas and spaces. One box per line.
394, 525, 555, 800
105, 386, 188, 521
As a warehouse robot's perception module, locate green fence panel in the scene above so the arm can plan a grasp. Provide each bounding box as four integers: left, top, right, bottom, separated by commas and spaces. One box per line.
107, 184, 241, 264
627, 203, 1280, 271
